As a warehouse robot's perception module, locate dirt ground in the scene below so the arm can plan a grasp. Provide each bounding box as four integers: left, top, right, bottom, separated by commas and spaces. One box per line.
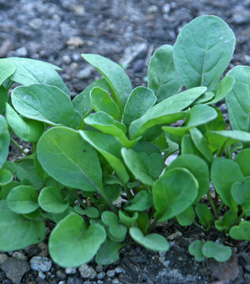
1, 0, 250, 283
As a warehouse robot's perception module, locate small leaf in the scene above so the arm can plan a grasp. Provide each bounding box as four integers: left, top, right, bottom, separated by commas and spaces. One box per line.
0, 181, 20, 200
0, 200, 45, 251
231, 178, 250, 216
138, 152, 164, 179
234, 149, 250, 177
0, 116, 10, 168
73, 78, 109, 117
215, 210, 236, 232
90, 87, 120, 119
194, 91, 215, 104
148, 45, 182, 102
173, 15, 235, 91
230, 221, 250, 241
6, 104, 44, 142
181, 134, 205, 159
103, 185, 122, 203
49, 213, 106, 267
96, 238, 123, 265
202, 241, 232, 262
7, 185, 39, 214
82, 54, 132, 111
0, 86, 8, 114
119, 211, 138, 227
125, 190, 153, 212
121, 148, 154, 186
101, 211, 127, 242
176, 206, 195, 226
0, 59, 16, 85
153, 168, 198, 222
0, 169, 13, 186
12, 84, 81, 129
137, 212, 149, 235
195, 203, 213, 230
37, 127, 103, 193
74, 206, 99, 218
122, 86, 156, 126
130, 227, 169, 252
188, 240, 205, 262
211, 158, 244, 214
38, 186, 68, 214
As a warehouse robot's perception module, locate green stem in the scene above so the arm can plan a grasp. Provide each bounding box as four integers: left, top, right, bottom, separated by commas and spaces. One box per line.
207, 192, 218, 219
11, 137, 27, 156
148, 217, 159, 233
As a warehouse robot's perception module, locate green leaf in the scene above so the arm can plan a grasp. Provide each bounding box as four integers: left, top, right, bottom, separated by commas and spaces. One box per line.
129, 86, 206, 139
129, 227, 169, 252
7, 185, 39, 214
176, 206, 195, 226
0, 86, 8, 114
2, 161, 16, 175
125, 190, 153, 212
6, 103, 44, 142
6, 57, 69, 95
206, 130, 250, 155
49, 213, 106, 267
211, 158, 244, 214
0, 59, 16, 85
101, 211, 127, 242
37, 127, 103, 193
0, 169, 13, 186
173, 15, 235, 91
168, 154, 210, 203
0, 116, 10, 168
215, 210, 236, 232
121, 148, 154, 186
206, 75, 235, 105
181, 134, 205, 159
137, 212, 149, 235
0, 181, 20, 200
153, 168, 198, 222
81, 54, 132, 111
122, 87, 156, 126
90, 87, 120, 120
231, 177, 250, 216
0, 200, 45, 251
200, 106, 226, 133
226, 66, 250, 131
230, 221, 250, 241
148, 45, 182, 102
102, 185, 122, 203
12, 84, 81, 129
52, 207, 75, 224
194, 91, 215, 104
84, 111, 138, 148
74, 206, 100, 218
188, 240, 206, 262
235, 149, 250, 177
139, 152, 164, 179
190, 128, 213, 163
96, 238, 123, 265
119, 211, 138, 227
16, 159, 43, 190
38, 186, 68, 214
79, 131, 129, 185
73, 78, 109, 117
195, 203, 213, 230
202, 241, 232, 262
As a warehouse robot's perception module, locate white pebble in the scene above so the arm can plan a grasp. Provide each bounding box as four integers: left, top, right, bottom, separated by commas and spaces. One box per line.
79, 264, 97, 279
30, 256, 52, 272
65, 267, 77, 274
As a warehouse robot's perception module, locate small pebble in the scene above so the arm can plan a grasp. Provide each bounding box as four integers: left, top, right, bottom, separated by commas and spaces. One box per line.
97, 281, 103, 284
29, 18, 43, 30
133, 59, 144, 73
38, 271, 46, 279
63, 55, 71, 64
79, 264, 97, 279
0, 254, 8, 264
77, 67, 92, 79
107, 269, 116, 278
30, 256, 52, 272
115, 267, 124, 274
95, 265, 103, 273
97, 272, 105, 280
67, 277, 83, 284
112, 278, 120, 284
12, 251, 27, 261
65, 267, 77, 274
16, 47, 28, 57
162, 3, 170, 14
147, 5, 158, 14
56, 269, 67, 280
59, 281, 66, 284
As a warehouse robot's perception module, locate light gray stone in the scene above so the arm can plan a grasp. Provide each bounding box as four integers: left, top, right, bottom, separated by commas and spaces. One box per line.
65, 267, 77, 274
79, 264, 97, 279
30, 256, 52, 272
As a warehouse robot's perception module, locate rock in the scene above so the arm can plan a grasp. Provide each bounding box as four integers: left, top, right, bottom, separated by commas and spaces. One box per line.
147, 5, 158, 14
112, 278, 120, 284
15, 47, 28, 57
0, 270, 6, 281
29, 18, 43, 30
162, 4, 171, 14
67, 276, 83, 284
38, 242, 48, 257
0, 40, 13, 57
120, 43, 147, 68
77, 67, 92, 79
73, 5, 85, 16
133, 59, 144, 73
12, 252, 27, 261
79, 264, 97, 279
1, 257, 30, 284
97, 272, 105, 279
0, 254, 9, 265
115, 267, 124, 274
24, 245, 41, 258
167, 230, 183, 241
30, 256, 52, 272
107, 270, 116, 278
63, 55, 71, 64
66, 37, 85, 48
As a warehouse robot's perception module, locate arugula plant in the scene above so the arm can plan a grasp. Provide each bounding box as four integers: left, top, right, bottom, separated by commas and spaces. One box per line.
0, 15, 250, 267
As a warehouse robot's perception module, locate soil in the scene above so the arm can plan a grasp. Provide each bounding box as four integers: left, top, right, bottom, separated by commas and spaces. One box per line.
1, 0, 250, 283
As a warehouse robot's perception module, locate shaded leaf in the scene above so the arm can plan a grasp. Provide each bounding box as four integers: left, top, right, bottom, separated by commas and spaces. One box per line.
176, 206, 195, 226
96, 238, 123, 265
0, 59, 16, 85
0, 116, 10, 168
202, 241, 232, 262
234, 149, 250, 177
125, 190, 153, 212
195, 203, 213, 230
189, 240, 206, 262
230, 221, 250, 241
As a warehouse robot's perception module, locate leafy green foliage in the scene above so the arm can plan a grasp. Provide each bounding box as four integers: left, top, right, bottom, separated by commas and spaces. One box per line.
0, 14, 250, 267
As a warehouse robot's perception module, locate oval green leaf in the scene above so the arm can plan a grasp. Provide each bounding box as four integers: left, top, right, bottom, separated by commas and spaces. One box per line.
0, 116, 10, 168
125, 190, 153, 212
230, 221, 250, 241
202, 241, 232, 262
234, 149, 250, 177
0, 169, 13, 186
0, 59, 16, 85
188, 240, 205, 262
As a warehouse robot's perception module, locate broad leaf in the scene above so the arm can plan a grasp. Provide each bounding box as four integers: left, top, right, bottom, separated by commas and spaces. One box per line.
234, 149, 250, 177
119, 211, 138, 227
0, 181, 20, 200
168, 154, 210, 203
82, 54, 132, 111
0, 116, 10, 168
121, 148, 154, 186
189, 240, 205, 262
148, 45, 182, 102
0, 59, 16, 85
153, 168, 198, 222
125, 191, 153, 212
6, 57, 70, 95
129, 86, 206, 139
129, 227, 169, 252
37, 127, 103, 193
211, 158, 244, 214
173, 15, 235, 91
96, 238, 123, 265
79, 131, 130, 185
231, 178, 250, 216
7, 185, 39, 214
181, 134, 206, 160
215, 210, 236, 232
38, 186, 68, 214
176, 206, 195, 226
202, 241, 232, 262
122, 87, 156, 126
226, 66, 250, 131
12, 84, 81, 129
0, 169, 12, 186
73, 78, 109, 117
49, 213, 106, 267
6, 103, 44, 142
138, 152, 164, 179
230, 221, 250, 241
0, 200, 45, 251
